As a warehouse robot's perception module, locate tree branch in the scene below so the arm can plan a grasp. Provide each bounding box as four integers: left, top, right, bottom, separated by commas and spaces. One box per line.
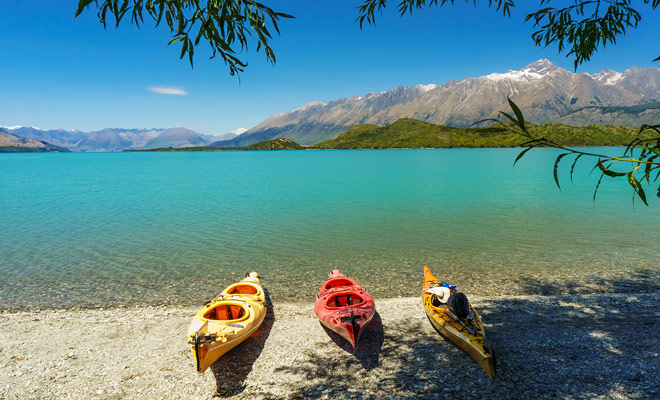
75, 0, 294, 75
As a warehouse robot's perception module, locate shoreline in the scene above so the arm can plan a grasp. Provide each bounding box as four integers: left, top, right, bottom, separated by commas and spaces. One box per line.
2, 293, 659, 399
123, 144, 643, 152
3, 264, 658, 313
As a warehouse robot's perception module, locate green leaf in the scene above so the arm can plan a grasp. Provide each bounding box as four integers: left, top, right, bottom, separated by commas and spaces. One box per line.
165, 10, 173, 29
569, 153, 583, 183
553, 152, 569, 190
100, 3, 109, 28
644, 156, 658, 184
187, 37, 194, 67
628, 172, 648, 206
593, 173, 605, 205
471, 118, 498, 127
513, 145, 537, 167
74, 0, 94, 18
179, 36, 188, 59
636, 146, 660, 158
498, 111, 520, 127
597, 160, 628, 177
624, 138, 641, 157
520, 138, 547, 147
156, 3, 165, 26
178, 10, 185, 33
507, 97, 526, 132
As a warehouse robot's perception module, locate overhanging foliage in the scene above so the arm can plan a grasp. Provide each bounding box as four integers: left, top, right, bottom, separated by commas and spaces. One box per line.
75, 0, 293, 75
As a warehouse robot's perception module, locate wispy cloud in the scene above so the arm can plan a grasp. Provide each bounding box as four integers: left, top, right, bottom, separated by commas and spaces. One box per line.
148, 86, 187, 95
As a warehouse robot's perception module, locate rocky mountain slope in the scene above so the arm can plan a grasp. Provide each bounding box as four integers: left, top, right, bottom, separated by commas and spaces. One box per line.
0, 129, 69, 152
221, 59, 660, 146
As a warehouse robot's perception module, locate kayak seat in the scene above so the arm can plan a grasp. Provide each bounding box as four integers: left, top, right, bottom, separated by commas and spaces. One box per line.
227, 284, 259, 295
431, 295, 448, 308
204, 304, 247, 321
327, 294, 363, 308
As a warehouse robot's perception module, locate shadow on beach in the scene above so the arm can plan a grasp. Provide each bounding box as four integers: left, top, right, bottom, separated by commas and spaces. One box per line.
515, 269, 660, 296
274, 276, 659, 399
476, 278, 659, 399
210, 288, 275, 397
320, 311, 385, 370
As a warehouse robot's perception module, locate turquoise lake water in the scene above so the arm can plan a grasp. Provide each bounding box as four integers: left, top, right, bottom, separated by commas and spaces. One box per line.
1, 149, 659, 310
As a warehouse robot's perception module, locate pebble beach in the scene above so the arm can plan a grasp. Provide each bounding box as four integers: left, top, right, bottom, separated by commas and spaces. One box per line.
2, 293, 659, 399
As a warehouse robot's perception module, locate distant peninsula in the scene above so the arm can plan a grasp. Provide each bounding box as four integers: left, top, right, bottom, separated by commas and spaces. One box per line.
126, 138, 304, 151
126, 119, 653, 152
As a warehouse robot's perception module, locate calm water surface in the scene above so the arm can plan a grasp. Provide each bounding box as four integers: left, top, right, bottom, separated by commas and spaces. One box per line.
1, 149, 659, 309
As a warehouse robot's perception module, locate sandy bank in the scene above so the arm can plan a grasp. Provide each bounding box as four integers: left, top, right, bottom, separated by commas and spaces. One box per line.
1, 294, 659, 399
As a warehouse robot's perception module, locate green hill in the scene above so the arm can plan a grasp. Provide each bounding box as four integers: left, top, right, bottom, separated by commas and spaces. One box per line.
315, 118, 650, 149
243, 138, 304, 150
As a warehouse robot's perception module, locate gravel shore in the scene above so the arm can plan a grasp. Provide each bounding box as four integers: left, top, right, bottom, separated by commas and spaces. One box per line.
2, 293, 659, 399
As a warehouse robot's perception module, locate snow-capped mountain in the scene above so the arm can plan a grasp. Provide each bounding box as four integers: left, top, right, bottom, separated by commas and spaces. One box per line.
485, 59, 560, 82
221, 59, 660, 146
587, 70, 624, 85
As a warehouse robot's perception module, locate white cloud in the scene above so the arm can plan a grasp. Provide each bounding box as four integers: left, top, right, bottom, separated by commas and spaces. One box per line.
148, 86, 188, 95
232, 128, 248, 135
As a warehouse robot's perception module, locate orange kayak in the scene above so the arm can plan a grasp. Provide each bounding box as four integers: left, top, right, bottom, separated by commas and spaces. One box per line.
314, 269, 375, 348
422, 266, 496, 378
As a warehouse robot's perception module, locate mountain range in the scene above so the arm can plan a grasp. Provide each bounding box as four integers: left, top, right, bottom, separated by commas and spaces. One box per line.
4, 59, 660, 152
0, 126, 239, 152
219, 59, 660, 146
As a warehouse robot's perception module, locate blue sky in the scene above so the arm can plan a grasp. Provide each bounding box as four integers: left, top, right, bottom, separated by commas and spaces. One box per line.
0, 1, 658, 134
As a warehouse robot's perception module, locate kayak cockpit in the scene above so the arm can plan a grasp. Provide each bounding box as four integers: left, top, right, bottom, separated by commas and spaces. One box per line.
203, 303, 249, 322
430, 296, 448, 308
225, 283, 260, 296
326, 293, 364, 308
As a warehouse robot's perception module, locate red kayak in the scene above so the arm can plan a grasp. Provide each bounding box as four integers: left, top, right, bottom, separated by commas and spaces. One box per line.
314, 269, 375, 348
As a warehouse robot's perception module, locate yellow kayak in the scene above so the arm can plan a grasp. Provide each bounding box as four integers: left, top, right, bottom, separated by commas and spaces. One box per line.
187, 272, 266, 373
422, 266, 496, 378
